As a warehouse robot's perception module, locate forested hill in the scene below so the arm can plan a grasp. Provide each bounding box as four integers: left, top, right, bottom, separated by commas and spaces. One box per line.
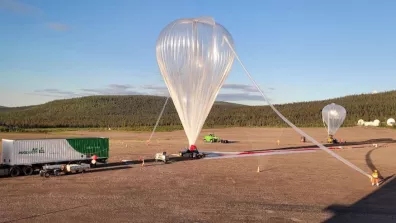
0, 105, 33, 113
0, 106, 9, 112
0, 91, 396, 129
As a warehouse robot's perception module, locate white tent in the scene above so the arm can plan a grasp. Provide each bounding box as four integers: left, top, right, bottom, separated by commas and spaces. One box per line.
387, 118, 395, 126
363, 119, 380, 127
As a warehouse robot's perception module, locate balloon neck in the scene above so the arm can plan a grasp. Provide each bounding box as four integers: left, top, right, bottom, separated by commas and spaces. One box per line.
189, 144, 197, 152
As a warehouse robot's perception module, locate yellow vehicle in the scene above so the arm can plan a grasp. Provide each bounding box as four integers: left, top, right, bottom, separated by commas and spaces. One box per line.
327, 135, 339, 144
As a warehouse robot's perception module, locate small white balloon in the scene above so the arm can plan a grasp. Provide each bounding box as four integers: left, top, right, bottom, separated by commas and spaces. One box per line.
322, 103, 347, 136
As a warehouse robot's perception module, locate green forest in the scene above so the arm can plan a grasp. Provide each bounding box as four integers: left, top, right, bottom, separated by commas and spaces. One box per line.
1, 90, 396, 131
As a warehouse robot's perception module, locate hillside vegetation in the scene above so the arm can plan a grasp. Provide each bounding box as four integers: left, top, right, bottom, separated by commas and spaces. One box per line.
0, 105, 33, 113
0, 91, 396, 130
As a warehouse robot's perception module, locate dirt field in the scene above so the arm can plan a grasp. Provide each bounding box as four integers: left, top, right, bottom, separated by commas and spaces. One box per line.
0, 127, 395, 222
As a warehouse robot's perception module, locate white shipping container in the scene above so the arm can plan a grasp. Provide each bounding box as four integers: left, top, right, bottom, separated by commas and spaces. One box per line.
1, 138, 105, 166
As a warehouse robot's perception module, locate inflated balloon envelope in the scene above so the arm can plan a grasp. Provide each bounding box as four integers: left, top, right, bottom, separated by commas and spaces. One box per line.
156, 16, 235, 148
322, 103, 347, 136
155, 16, 371, 179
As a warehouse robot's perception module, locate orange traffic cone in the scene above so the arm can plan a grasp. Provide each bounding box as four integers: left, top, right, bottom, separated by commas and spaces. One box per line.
139, 156, 145, 167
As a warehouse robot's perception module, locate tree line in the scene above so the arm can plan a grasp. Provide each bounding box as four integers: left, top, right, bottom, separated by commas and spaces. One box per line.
0, 91, 395, 129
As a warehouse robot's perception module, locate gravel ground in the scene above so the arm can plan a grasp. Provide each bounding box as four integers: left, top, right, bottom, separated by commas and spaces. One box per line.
0, 127, 395, 223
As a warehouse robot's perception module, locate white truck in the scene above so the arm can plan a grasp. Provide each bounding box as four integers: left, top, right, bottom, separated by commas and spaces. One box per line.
155, 152, 169, 163
0, 137, 109, 177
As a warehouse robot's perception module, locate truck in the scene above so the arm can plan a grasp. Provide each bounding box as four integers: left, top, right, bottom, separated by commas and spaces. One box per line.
203, 134, 229, 143
154, 152, 169, 163
0, 137, 109, 177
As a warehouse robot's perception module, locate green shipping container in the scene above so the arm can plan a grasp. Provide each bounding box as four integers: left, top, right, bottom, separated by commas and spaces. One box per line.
2, 137, 110, 166
66, 137, 110, 159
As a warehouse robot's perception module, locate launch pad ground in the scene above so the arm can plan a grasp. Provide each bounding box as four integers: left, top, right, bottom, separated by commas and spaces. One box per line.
1, 127, 396, 222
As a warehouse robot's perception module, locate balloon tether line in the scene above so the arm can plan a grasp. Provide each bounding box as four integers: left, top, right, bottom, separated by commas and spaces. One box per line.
147, 96, 170, 144
224, 37, 370, 179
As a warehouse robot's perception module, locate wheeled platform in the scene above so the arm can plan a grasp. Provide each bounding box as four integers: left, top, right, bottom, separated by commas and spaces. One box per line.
39, 163, 90, 178
178, 149, 206, 159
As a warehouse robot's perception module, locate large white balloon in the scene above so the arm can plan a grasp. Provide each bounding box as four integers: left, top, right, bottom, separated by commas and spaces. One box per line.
156, 17, 235, 147
322, 103, 347, 136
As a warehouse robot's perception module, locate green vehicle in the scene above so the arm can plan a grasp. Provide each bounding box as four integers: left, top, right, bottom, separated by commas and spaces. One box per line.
203, 134, 229, 143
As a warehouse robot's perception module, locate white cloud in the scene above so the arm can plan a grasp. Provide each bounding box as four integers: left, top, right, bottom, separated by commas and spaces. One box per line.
47, 22, 71, 31
80, 84, 141, 96
0, 0, 41, 14
0, 1, 71, 31
217, 93, 263, 102
30, 83, 273, 103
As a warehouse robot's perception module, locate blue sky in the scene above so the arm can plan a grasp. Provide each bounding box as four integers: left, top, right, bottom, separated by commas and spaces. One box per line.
1, 0, 395, 107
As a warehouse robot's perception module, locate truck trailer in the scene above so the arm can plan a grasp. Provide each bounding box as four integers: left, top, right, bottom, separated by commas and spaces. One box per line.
0, 137, 109, 177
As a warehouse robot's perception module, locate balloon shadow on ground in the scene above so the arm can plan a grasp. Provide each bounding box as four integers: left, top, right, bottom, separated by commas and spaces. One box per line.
50, 137, 393, 178
40, 165, 132, 178
96, 156, 197, 167
246, 138, 396, 153
323, 141, 396, 222
99, 138, 396, 170
24, 158, 191, 179
323, 175, 396, 222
